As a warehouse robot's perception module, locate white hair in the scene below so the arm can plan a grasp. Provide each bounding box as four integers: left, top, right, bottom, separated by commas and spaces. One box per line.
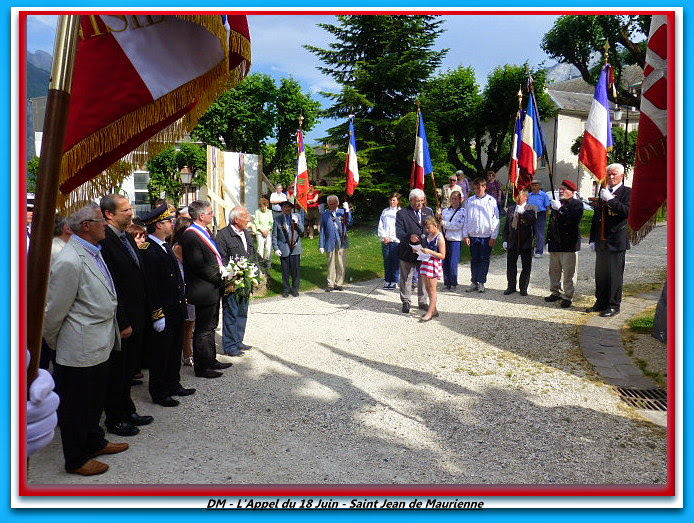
409, 188, 425, 200
326, 194, 339, 204
607, 163, 625, 175
228, 206, 249, 224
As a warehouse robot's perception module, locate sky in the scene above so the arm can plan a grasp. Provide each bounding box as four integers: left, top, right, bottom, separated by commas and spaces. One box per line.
26, 12, 559, 143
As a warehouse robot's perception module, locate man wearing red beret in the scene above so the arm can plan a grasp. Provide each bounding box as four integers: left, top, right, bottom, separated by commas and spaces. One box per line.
544, 179, 584, 308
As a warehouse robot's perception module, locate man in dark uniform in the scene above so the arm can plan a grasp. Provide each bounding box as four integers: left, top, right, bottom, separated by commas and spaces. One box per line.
544, 180, 584, 309
138, 204, 196, 407
216, 206, 258, 357
586, 163, 632, 317
99, 194, 154, 437
502, 188, 537, 296
180, 200, 233, 378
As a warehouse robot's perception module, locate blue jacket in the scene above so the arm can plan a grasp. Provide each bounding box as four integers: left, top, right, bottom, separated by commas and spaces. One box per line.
319, 208, 353, 252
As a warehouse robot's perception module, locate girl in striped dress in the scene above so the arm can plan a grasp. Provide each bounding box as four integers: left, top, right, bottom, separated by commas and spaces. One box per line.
417, 215, 446, 322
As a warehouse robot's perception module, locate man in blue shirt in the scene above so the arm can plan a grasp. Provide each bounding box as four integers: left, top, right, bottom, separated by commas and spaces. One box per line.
527, 180, 551, 257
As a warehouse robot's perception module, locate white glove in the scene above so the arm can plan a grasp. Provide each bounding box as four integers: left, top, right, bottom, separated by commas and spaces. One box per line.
600, 188, 614, 201
26, 350, 59, 456
589, 242, 596, 252
502, 241, 508, 250
275, 249, 282, 257
550, 199, 561, 210
319, 248, 325, 254
153, 317, 166, 332
291, 214, 298, 223
342, 202, 350, 211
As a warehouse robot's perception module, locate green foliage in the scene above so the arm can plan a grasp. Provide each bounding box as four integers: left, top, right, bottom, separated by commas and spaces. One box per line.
192, 73, 321, 181
541, 15, 650, 108
570, 127, 639, 173
627, 313, 655, 334
305, 15, 447, 199
27, 156, 39, 193
146, 143, 207, 205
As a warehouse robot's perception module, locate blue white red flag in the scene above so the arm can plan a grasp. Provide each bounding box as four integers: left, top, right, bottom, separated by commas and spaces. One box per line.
345, 116, 359, 196
579, 64, 615, 182
509, 108, 524, 185
294, 129, 310, 211
518, 89, 544, 181
410, 111, 433, 190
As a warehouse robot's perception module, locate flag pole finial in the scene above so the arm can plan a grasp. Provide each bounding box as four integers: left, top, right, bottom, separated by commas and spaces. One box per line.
517, 86, 523, 109
298, 114, 304, 130
603, 40, 610, 65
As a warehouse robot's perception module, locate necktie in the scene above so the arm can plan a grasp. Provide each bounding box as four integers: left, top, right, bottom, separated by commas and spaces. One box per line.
120, 232, 140, 267
417, 210, 421, 224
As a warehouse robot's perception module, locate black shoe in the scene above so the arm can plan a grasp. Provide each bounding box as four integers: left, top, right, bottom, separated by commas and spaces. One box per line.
195, 370, 223, 379
292, 291, 299, 297
106, 421, 140, 437
600, 307, 620, 317
585, 305, 604, 313
211, 361, 232, 370
282, 292, 289, 298
334, 286, 343, 291
544, 294, 561, 302
155, 396, 180, 407
171, 387, 196, 396
560, 299, 572, 308
126, 413, 154, 426
503, 288, 516, 295
402, 303, 410, 314
519, 289, 528, 296
225, 350, 245, 357
325, 287, 332, 292
418, 303, 429, 311
239, 343, 253, 351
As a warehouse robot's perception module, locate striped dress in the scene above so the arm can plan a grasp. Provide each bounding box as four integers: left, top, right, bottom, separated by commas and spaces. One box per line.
420, 233, 443, 280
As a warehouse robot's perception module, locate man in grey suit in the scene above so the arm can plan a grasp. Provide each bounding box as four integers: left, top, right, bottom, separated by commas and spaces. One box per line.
272, 200, 304, 297
44, 203, 129, 476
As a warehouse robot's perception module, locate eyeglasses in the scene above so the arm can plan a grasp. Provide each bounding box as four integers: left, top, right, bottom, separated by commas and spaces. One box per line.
201, 211, 214, 216
83, 218, 106, 223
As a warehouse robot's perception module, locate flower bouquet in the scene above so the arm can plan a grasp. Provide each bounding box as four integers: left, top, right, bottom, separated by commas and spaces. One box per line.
222, 256, 262, 298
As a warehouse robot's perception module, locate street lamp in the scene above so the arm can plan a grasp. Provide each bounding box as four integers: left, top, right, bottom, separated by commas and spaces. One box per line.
179, 165, 193, 206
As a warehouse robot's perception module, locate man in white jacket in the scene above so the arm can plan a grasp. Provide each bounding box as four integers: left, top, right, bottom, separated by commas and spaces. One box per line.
463, 177, 500, 293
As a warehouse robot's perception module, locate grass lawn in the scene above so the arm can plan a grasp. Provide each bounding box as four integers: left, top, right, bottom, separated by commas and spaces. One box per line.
257, 212, 597, 298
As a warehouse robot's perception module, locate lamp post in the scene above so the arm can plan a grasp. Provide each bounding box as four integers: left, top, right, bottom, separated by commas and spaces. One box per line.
179, 165, 193, 206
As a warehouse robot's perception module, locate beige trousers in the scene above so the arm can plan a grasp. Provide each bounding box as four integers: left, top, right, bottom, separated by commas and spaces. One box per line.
327, 248, 346, 287
549, 251, 578, 300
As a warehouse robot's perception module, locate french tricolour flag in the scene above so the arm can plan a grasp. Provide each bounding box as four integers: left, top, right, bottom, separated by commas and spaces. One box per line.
294, 129, 310, 210
509, 108, 524, 184
518, 91, 544, 178
410, 111, 433, 190
579, 64, 615, 182
345, 116, 359, 196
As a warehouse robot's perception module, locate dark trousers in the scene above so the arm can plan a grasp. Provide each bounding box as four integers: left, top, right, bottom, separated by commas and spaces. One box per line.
39, 338, 55, 370
222, 294, 249, 354
382, 242, 400, 283
148, 319, 184, 402
469, 236, 492, 284
280, 254, 301, 294
104, 332, 140, 426
443, 240, 461, 287
506, 247, 533, 292
534, 211, 547, 254
54, 361, 109, 471
594, 249, 626, 309
193, 300, 220, 374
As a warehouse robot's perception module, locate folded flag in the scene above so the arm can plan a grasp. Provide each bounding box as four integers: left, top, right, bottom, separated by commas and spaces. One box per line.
410, 110, 433, 190
578, 64, 615, 182
345, 116, 359, 196
294, 129, 310, 211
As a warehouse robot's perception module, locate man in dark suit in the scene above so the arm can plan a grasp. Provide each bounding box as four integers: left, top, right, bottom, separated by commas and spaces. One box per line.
180, 200, 233, 378
216, 206, 258, 357
544, 180, 584, 308
502, 189, 537, 296
99, 194, 154, 437
272, 200, 304, 298
587, 163, 632, 317
138, 204, 196, 407
395, 188, 433, 313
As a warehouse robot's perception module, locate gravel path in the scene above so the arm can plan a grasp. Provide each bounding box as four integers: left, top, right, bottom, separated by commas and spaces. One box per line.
27, 224, 669, 486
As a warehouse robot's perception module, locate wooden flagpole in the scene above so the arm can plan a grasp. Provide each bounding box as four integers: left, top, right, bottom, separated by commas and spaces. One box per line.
26, 15, 81, 387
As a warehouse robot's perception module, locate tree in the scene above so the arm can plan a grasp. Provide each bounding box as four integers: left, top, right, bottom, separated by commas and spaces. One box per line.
192, 73, 321, 179
146, 142, 207, 205
541, 15, 650, 108
305, 15, 447, 197
424, 64, 554, 180
27, 156, 39, 193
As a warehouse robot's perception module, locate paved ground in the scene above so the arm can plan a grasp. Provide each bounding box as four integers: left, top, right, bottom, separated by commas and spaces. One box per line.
27, 224, 669, 487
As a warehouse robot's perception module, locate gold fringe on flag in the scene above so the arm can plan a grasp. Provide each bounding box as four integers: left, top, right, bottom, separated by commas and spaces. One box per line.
628, 203, 665, 245
57, 15, 252, 214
